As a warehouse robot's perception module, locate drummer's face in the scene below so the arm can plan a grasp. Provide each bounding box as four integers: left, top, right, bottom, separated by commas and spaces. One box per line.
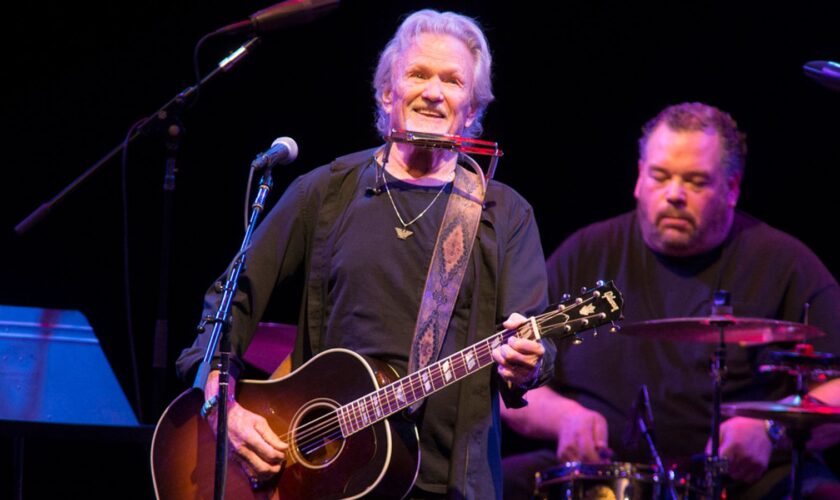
635, 124, 740, 257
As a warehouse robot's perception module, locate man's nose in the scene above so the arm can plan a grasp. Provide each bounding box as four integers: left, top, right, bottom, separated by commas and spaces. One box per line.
665, 179, 687, 204
422, 76, 444, 101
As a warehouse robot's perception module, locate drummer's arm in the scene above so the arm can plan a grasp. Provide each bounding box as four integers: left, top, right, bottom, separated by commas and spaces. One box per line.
804, 377, 840, 406
801, 378, 840, 451
502, 385, 574, 440
503, 386, 609, 462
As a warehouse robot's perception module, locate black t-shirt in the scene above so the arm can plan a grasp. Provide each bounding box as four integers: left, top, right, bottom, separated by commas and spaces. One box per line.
546, 211, 840, 468
176, 149, 553, 499
327, 165, 471, 492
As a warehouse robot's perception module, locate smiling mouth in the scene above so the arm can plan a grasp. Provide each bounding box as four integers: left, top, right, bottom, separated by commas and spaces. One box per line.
413, 108, 445, 119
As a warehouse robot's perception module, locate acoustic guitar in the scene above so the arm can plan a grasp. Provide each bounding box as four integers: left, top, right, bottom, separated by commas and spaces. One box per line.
151, 281, 623, 499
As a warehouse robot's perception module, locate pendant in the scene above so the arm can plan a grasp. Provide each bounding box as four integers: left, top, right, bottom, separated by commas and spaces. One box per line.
395, 227, 414, 240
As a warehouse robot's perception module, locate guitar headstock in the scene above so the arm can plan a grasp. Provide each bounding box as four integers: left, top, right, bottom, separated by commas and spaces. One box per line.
536, 280, 624, 343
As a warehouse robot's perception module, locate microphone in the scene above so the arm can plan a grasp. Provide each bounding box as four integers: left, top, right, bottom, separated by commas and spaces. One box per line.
803, 60, 840, 91
251, 137, 299, 169
638, 384, 654, 431
625, 383, 655, 448
218, 0, 340, 35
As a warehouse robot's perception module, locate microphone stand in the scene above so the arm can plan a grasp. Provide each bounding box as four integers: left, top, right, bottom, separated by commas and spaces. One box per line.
633, 385, 678, 500
14, 37, 261, 236
13, 36, 261, 423
193, 163, 275, 500
151, 120, 182, 417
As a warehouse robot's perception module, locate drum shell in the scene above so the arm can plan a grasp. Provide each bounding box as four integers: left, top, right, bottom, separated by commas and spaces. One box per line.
534, 462, 681, 500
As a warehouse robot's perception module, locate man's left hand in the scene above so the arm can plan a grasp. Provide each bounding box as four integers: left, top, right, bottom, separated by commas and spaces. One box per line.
491, 313, 545, 388
706, 417, 772, 484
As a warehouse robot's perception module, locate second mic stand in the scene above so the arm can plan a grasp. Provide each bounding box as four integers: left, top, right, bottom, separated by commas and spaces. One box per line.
193, 164, 275, 500
634, 385, 679, 500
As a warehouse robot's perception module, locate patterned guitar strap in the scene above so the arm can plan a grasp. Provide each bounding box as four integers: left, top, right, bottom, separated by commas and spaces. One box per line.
407, 160, 486, 414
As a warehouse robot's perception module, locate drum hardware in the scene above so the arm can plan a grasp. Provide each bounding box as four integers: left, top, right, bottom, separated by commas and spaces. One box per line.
620, 292, 829, 499
534, 462, 684, 500
619, 317, 824, 346
759, 343, 840, 385
724, 345, 840, 500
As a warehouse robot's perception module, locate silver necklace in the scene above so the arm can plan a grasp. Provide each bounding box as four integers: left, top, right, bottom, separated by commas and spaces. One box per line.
382, 168, 452, 240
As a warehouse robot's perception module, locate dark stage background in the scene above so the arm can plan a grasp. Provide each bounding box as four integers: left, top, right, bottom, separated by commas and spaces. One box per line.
2, 1, 839, 497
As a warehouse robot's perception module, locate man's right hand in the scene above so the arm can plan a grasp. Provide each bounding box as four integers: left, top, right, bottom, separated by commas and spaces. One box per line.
204, 370, 289, 483
554, 399, 610, 463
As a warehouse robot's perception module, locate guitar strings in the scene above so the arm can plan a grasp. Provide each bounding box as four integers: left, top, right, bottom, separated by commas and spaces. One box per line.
280, 305, 609, 456
278, 294, 609, 453
286, 327, 518, 449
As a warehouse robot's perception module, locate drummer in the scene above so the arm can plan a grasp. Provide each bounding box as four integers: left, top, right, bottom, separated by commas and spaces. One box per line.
503, 102, 840, 498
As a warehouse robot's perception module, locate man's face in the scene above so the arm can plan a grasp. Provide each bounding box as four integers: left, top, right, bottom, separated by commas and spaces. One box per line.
381, 32, 476, 137
634, 123, 740, 257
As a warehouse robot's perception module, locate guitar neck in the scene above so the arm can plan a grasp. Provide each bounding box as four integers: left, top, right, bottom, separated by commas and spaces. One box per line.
336, 281, 623, 438
337, 328, 516, 437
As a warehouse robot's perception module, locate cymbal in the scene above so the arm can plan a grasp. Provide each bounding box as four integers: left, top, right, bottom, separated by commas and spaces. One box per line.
768, 346, 838, 366
620, 317, 825, 346
761, 345, 840, 379
722, 400, 840, 427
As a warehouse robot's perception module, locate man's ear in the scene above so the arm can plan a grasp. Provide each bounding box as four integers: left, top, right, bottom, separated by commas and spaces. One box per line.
381, 87, 393, 115
634, 160, 644, 200
465, 106, 477, 130
727, 172, 742, 208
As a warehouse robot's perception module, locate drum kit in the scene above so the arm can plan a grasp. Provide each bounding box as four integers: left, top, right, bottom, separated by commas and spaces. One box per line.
534, 295, 840, 500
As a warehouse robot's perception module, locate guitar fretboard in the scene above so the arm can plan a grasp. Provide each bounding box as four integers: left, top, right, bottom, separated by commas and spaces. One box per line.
334, 282, 622, 438
337, 328, 518, 437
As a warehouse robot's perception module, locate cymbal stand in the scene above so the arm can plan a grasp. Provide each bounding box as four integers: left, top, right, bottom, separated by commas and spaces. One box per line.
760, 343, 837, 500
706, 291, 733, 499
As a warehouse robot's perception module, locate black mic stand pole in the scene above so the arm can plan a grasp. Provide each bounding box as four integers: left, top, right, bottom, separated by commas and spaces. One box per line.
151, 120, 182, 417
13, 37, 261, 423
637, 413, 678, 500
192, 162, 275, 500
14, 37, 261, 236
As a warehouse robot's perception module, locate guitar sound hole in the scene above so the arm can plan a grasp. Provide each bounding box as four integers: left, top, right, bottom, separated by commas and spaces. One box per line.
292, 401, 344, 468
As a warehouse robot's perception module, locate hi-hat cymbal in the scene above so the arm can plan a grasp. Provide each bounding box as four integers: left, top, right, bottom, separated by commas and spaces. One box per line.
722, 400, 840, 427
620, 317, 825, 346
760, 345, 840, 379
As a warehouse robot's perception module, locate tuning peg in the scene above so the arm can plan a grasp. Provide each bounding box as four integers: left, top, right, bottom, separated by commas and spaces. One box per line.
592, 327, 599, 337
561, 293, 571, 302
196, 314, 214, 333
580, 286, 587, 294
610, 321, 621, 333
573, 334, 584, 345
596, 279, 605, 287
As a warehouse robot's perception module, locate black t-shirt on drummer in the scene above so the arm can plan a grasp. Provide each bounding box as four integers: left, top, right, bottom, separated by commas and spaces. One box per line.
546, 211, 840, 468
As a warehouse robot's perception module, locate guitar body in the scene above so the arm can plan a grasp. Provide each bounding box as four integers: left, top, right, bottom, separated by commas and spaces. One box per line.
152, 281, 624, 499
151, 349, 420, 499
